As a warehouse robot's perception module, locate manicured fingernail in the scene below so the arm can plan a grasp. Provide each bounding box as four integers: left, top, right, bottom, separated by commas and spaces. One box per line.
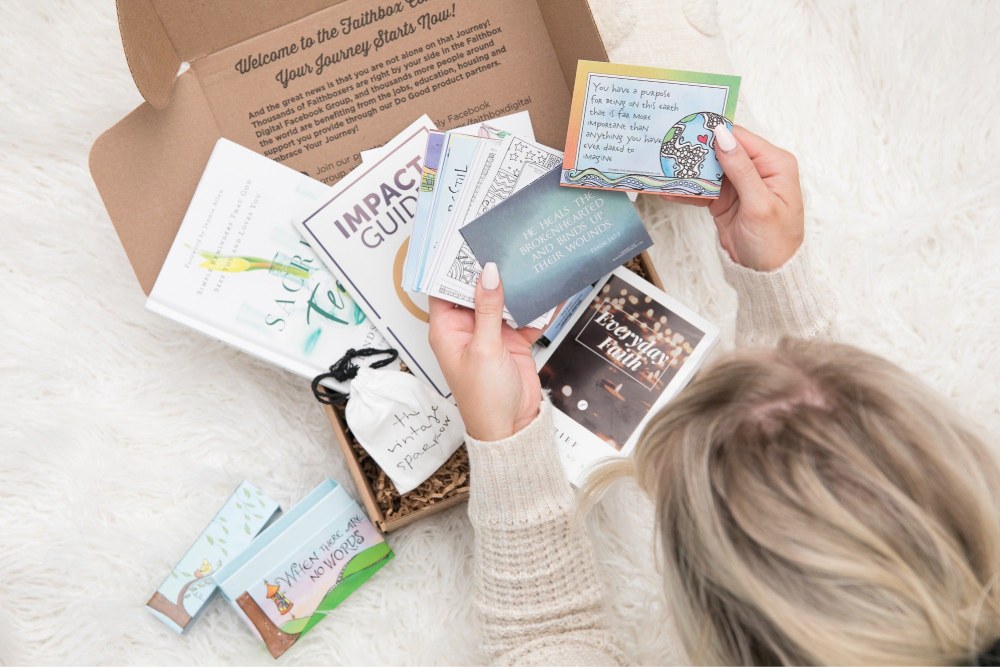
714, 123, 737, 152
481, 262, 500, 290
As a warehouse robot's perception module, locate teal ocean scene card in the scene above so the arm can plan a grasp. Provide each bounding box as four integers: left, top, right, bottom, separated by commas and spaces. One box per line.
461, 167, 652, 326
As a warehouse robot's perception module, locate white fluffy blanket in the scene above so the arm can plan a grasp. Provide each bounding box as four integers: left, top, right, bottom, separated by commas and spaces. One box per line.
1, 1, 997, 664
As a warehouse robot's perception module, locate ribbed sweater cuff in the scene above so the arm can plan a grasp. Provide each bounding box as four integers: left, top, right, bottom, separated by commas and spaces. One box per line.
718, 242, 836, 344
465, 401, 574, 527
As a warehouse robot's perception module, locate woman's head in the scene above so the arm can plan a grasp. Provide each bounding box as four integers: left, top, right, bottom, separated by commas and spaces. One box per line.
636, 338, 1000, 665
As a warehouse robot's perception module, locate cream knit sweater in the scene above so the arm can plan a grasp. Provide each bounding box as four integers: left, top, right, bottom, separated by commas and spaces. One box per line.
465, 243, 837, 665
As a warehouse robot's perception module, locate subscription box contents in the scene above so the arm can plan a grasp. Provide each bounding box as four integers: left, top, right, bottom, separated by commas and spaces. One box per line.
197, 0, 573, 183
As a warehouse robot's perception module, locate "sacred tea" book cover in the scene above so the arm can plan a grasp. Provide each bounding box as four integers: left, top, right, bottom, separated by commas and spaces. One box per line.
147, 139, 383, 390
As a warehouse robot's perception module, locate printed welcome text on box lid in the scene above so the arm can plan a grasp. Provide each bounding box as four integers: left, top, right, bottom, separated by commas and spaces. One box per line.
92, 0, 609, 295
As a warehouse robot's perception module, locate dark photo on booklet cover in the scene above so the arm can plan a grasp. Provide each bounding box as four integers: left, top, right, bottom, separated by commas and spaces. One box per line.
539, 274, 706, 449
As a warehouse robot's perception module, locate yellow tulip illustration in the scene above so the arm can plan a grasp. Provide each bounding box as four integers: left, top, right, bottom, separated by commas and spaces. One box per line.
196, 251, 310, 279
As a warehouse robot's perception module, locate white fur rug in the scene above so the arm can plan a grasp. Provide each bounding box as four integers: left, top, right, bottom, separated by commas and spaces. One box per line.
1, 1, 997, 664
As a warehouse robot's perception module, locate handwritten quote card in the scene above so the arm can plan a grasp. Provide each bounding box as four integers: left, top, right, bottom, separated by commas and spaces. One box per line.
562, 61, 740, 198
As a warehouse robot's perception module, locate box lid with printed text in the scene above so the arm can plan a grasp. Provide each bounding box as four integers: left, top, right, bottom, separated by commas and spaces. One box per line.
91, 0, 609, 295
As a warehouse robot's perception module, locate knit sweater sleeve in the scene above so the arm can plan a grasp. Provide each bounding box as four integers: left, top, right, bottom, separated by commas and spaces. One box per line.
718, 242, 838, 346
465, 400, 626, 666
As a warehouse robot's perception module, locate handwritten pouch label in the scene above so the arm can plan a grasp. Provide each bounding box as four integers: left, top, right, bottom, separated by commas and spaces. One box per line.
345, 366, 465, 493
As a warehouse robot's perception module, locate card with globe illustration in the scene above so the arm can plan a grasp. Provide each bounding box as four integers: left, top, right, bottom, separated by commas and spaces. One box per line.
562, 61, 740, 198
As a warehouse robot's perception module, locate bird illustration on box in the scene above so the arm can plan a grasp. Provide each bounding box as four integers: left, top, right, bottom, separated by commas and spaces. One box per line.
193, 559, 213, 578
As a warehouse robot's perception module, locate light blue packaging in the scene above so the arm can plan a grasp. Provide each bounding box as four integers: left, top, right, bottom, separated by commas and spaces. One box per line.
214, 478, 393, 659
146, 481, 281, 633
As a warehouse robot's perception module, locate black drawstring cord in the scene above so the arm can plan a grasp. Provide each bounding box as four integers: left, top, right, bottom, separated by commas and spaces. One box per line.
311, 347, 399, 405
976, 638, 1000, 666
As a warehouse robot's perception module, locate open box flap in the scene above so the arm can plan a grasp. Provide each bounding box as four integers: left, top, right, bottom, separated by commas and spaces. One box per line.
117, 0, 339, 108
118, 0, 606, 109
116, 0, 181, 109
90, 72, 221, 294
538, 0, 608, 88
96, 0, 610, 294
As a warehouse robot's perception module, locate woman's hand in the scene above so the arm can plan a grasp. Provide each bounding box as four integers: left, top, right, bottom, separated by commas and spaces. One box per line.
675, 125, 805, 272
428, 263, 542, 441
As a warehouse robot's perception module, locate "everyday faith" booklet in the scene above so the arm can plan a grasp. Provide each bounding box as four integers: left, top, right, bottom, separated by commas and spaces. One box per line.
535, 267, 719, 484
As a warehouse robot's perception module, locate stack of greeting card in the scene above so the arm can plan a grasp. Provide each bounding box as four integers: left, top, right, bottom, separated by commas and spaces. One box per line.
399, 128, 654, 328
402, 130, 566, 328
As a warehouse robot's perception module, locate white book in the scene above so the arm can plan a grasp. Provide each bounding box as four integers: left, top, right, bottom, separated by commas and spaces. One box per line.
147, 139, 384, 390
295, 116, 454, 398
534, 267, 720, 485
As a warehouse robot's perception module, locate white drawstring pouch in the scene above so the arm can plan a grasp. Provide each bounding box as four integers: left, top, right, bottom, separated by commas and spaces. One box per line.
313, 348, 465, 494
346, 367, 465, 494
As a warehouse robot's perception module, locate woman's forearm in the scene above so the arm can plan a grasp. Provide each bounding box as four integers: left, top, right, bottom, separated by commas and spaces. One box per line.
465, 401, 625, 666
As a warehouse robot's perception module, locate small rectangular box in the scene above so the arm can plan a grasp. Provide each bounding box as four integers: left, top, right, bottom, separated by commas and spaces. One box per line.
214, 478, 393, 659
146, 481, 281, 633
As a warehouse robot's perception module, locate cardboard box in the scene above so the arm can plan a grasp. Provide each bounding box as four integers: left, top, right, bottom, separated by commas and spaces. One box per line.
321, 401, 466, 532
90, 0, 664, 531
320, 253, 662, 533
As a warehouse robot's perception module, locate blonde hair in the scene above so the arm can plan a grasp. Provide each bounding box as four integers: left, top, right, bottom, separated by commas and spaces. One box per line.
592, 338, 1000, 665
